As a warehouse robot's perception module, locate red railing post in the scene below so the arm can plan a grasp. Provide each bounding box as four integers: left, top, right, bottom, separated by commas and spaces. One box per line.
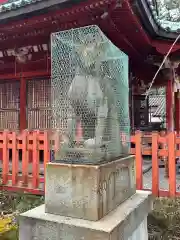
151, 132, 159, 196
32, 131, 39, 189
12, 131, 18, 185
168, 132, 176, 196
22, 130, 29, 186
2, 130, 9, 185
43, 130, 50, 190
20, 76, 27, 131
135, 131, 143, 190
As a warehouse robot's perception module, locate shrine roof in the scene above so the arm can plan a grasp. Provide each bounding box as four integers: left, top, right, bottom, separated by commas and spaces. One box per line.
147, 0, 180, 33
0, 0, 44, 12
0, 0, 83, 21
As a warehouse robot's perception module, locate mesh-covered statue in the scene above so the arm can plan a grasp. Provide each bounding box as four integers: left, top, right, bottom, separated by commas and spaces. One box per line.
51, 25, 130, 163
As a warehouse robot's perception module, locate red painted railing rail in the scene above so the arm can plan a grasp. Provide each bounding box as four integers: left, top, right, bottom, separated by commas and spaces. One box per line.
131, 131, 180, 197
0, 130, 179, 196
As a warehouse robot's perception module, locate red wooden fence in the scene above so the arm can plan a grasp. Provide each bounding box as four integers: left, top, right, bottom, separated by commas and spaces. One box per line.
0, 130, 51, 194
131, 131, 180, 197
0, 130, 179, 196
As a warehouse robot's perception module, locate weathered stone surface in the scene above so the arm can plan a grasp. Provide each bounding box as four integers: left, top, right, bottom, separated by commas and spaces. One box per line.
45, 155, 136, 221
19, 191, 153, 240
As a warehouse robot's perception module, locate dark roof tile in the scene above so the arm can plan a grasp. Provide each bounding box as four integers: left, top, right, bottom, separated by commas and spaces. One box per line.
0, 0, 43, 13
147, 0, 180, 33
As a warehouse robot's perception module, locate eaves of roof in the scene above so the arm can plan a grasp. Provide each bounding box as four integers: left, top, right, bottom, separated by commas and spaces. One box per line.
0, 0, 85, 22
147, 0, 180, 34
133, 0, 180, 41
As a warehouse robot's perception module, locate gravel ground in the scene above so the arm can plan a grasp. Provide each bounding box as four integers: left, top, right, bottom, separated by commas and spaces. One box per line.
148, 197, 180, 239
142, 161, 180, 239
143, 168, 180, 192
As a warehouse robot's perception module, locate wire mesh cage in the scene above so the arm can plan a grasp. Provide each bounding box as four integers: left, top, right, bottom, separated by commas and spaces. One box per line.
51, 25, 130, 164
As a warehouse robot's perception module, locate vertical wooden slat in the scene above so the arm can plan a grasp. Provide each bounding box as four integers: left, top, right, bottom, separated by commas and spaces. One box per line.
12, 131, 18, 185
27, 78, 51, 130
166, 80, 173, 131
2, 130, 9, 184
135, 131, 143, 190
43, 131, 50, 190
32, 131, 39, 189
20, 77, 27, 130
151, 132, 159, 196
0, 81, 20, 130
22, 130, 28, 185
168, 132, 176, 196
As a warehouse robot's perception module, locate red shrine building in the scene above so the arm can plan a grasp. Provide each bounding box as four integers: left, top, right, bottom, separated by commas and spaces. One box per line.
0, 0, 179, 133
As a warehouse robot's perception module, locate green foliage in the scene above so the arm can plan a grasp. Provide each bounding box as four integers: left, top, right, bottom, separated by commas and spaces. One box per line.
0, 228, 18, 240
0, 191, 44, 240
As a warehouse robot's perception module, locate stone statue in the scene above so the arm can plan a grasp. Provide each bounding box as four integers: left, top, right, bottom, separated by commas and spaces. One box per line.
57, 34, 122, 163
51, 26, 130, 163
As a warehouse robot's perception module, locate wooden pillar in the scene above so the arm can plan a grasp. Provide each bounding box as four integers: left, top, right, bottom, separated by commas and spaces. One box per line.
129, 75, 134, 132
175, 92, 180, 133
20, 77, 27, 131
166, 80, 174, 131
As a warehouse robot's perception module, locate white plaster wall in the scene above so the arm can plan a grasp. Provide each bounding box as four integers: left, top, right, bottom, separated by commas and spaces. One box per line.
128, 218, 148, 240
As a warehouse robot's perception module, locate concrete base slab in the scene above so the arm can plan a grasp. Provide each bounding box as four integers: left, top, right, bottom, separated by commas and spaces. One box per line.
19, 190, 153, 240
45, 155, 136, 221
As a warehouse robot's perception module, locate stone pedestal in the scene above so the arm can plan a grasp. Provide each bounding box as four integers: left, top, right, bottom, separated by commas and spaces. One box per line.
19, 191, 152, 240
45, 155, 135, 221
19, 155, 153, 240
